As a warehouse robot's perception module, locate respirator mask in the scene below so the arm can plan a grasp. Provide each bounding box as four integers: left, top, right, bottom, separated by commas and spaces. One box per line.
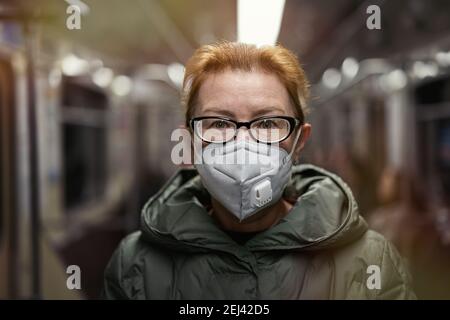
192, 117, 302, 221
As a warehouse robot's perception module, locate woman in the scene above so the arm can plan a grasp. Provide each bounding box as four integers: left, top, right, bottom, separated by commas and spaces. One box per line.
103, 41, 415, 299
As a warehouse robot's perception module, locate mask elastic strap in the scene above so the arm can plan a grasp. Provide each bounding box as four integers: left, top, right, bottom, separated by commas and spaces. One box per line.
287, 125, 303, 160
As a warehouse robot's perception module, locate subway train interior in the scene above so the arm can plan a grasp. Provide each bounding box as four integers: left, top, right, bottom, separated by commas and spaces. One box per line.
1, 0, 450, 300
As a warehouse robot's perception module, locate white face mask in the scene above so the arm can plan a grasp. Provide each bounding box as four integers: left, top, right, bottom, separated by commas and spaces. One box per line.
194, 128, 301, 221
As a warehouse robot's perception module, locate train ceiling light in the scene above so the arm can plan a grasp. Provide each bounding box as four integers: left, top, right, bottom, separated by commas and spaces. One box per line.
61, 54, 89, 77
237, 0, 285, 47
321, 68, 342, 90
379, 69, 408, 92
341, 57, 359, 80
112, 75, 132, 96
167, 63, 185, 89
412, 61, 439, 79
92, 68, 114, 88
436, 51, 450, 68
135, 63, 184, 90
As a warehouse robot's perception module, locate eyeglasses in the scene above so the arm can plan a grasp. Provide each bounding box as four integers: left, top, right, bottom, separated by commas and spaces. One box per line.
190, 116, 302, 144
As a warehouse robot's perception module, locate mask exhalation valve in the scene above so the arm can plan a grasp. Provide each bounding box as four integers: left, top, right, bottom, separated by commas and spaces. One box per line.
252, 179, 273, 207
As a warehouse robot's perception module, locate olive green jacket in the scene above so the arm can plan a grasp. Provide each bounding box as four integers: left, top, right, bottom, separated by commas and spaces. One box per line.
103, 164, 416, 299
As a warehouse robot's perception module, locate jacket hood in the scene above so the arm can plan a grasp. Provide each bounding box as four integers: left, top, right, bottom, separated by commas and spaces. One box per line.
140, 164, 368, 257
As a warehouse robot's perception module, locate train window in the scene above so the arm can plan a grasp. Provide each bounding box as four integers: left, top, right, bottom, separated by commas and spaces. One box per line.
62, 81, 107, 110
61, 80, 108, 211
420, 119, 450, 204
0, 75, 3, 239
62, 124, 107, 209
0, 83, 3, 238
415, 76, 450, 105
0, 58, 15, 243
436, 120, 450, 201
415, 75, 450, 204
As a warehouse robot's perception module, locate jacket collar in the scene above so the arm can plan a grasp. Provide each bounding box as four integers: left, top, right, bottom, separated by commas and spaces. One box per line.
140, 165, 368, 261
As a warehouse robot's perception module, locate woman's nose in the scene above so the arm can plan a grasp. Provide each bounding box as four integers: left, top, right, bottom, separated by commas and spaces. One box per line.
235, 127, 252, 142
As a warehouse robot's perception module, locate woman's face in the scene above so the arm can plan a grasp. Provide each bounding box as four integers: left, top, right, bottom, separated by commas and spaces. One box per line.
193, 69, 311, 155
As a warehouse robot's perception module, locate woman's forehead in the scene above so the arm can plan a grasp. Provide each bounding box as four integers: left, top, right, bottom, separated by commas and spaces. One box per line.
195, 70, 293, 118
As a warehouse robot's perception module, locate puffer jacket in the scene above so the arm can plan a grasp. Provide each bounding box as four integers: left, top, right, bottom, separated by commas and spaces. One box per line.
103, 164, 416, 299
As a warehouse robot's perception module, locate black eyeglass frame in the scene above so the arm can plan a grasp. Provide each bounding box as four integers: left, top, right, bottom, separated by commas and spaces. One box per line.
189, 115, 303, 144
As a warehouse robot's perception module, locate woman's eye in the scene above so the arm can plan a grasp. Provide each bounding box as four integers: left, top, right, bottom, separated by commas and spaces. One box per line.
258, 120, 276, 129
212, 120, 229, 129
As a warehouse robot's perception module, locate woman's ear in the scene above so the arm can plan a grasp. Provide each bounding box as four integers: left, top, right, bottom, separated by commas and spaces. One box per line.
294, 123, 312, 162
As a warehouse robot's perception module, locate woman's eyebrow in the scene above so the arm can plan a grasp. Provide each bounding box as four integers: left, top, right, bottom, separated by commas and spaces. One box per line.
200, 107, 235, 117
199, 105, 288, 119
251, 106, 287, 117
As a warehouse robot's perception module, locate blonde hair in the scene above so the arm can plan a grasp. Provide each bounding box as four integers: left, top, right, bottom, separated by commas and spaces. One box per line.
182, 41, 310, 125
